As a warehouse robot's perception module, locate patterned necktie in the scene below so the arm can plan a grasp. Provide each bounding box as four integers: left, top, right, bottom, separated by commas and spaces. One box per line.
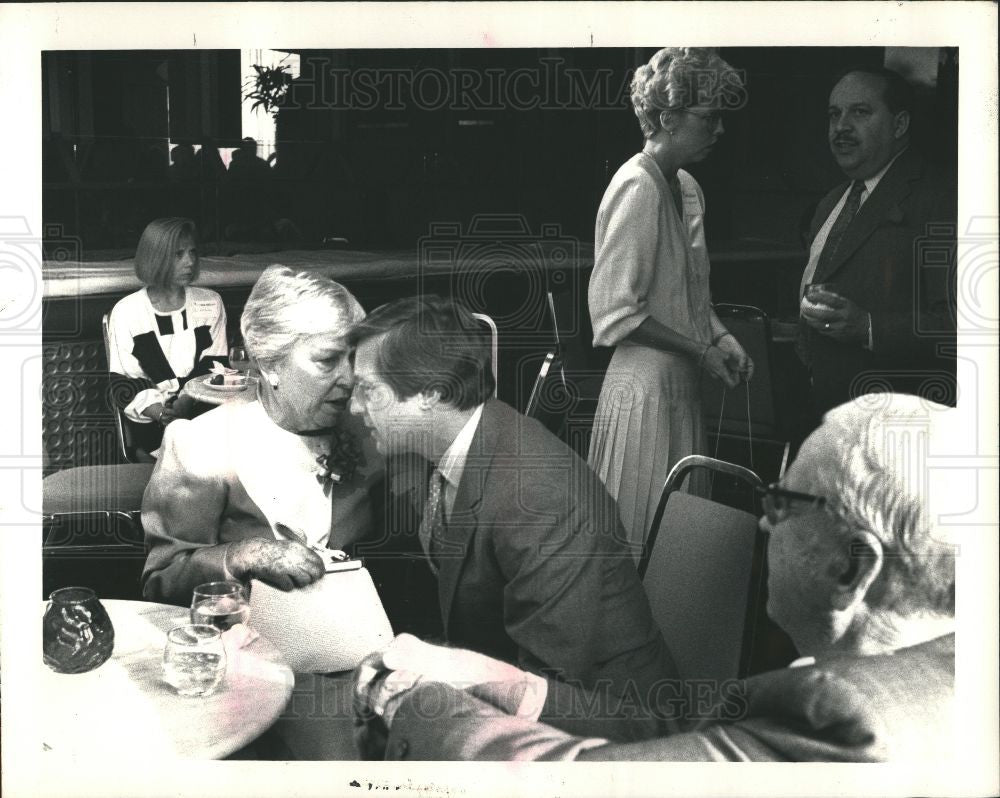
419, 468, 445, 574
815, 180, 865, 279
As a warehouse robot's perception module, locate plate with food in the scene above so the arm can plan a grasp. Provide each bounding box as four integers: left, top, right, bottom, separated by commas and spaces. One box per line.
202, 373, 255, 391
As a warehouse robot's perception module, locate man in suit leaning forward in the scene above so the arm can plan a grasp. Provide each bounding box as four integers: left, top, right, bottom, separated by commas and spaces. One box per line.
355, 393, 957, 762
799, 66, 956, 420
348, 294, 676, 715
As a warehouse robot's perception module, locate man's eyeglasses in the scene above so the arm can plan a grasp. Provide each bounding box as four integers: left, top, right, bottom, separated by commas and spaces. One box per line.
754, 482, 827, 525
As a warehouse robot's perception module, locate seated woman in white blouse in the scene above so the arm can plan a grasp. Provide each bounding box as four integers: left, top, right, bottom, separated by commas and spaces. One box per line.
141, 265, 384, 606
108, 217, 228, 455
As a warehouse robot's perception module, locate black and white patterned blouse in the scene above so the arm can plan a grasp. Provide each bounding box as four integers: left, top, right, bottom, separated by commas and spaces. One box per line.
108, 286, 228, 422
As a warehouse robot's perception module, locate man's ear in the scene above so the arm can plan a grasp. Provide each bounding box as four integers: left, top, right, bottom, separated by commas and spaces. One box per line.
418, 390, 441, 412
892, 110, 911, 140
830, 530, 884, 611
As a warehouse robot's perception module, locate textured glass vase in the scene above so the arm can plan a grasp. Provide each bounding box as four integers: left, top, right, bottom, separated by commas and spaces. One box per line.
43, 587, 115, 674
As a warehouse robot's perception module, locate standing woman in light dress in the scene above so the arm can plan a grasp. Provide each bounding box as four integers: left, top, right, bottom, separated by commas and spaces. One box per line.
587, 48, 754, 556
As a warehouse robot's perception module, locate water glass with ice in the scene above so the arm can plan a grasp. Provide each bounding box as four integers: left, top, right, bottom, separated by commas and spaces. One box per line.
190, 581, 250, 632
162, 624, 226, 697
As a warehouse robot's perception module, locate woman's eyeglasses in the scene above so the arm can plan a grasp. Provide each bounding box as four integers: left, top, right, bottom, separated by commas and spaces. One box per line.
754, 482, 827, 524
682, 108, 722, 126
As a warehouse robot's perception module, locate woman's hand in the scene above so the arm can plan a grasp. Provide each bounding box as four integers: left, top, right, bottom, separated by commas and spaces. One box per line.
143, 402, 180, 427
225, 538, 325, 591
699, 345, 740, 389
715, 333, 754, 383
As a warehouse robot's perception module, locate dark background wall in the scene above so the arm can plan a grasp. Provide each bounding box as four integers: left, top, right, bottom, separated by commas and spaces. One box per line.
41, 47, 958, 256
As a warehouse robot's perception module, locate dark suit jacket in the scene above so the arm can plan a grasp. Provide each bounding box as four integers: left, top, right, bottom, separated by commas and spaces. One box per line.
366, 399, 676, 705
384, 633, 955, 762
802, 148, 957, 416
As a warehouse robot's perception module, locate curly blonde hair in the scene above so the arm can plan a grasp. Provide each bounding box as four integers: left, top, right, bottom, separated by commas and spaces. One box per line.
630, 47, 744, 138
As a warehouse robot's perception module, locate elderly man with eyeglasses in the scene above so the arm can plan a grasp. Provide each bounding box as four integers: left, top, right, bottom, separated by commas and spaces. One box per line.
353, 393, 957, 762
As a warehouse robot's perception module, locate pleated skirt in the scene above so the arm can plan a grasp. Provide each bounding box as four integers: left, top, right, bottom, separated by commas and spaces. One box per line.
587, 343, 708, 559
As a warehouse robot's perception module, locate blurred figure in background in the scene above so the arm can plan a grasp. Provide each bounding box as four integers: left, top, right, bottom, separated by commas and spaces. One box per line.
108, 217, 228, 456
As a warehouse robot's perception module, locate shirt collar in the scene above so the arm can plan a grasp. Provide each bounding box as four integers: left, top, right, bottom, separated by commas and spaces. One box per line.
862, 145, 908, 195
437, 404, 485, 489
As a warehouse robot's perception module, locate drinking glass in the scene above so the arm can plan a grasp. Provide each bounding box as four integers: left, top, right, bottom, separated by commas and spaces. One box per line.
229, 344, 250, 373
190, 581, 250, 632
804, 282, 838, 305
162, 624, 226, 697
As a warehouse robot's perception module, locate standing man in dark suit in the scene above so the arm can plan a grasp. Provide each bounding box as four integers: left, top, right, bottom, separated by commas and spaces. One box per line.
348, 295, 676, 712
798, 67, 956, 420
354, 394, 959, 762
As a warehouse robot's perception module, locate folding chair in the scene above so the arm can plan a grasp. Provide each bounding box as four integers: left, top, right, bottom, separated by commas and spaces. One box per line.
639, 455, 765, 684
471, 312, 498, 398
42, 463, 155, 600
702, 304, 791, 483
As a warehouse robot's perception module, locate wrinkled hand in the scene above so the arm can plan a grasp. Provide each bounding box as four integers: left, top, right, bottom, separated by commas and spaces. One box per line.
800, 288, 870, 345
716, 333, 754, 383
353, 634, 526, 728
225, 538, 325, 591
699, 345, 740, 389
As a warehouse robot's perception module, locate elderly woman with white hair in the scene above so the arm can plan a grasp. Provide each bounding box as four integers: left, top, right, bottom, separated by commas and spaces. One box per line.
587, 48, 754, 555
142, 265, 384, 606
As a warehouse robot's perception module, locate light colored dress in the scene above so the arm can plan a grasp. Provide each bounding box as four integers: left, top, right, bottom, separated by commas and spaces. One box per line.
587, 152, 713, 555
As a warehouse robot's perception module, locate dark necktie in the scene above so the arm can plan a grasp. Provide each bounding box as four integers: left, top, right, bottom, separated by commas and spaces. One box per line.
419, 468, 445, 574
816, 180, 865, 278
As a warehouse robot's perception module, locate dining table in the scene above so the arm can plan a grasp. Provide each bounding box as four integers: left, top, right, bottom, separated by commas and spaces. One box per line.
40, 599, 294, 759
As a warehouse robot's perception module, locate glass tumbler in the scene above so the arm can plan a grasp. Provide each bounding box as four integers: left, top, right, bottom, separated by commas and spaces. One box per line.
162, 624, 226, 697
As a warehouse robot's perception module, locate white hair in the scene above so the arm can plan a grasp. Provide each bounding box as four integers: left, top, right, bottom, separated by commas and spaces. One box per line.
630, 47, 743, 138
240, 264, 365, 369
816, 394, 957, 617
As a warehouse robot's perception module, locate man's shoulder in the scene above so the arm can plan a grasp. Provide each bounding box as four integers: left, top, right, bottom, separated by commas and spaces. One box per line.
481, 399, 581, 462
739, 634, 955, 760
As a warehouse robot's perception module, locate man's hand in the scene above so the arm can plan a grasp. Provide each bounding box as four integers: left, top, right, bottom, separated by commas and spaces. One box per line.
353, 634, 528, 727
224, 538, 325, 591
800, 287, 870, 345
715, 333, 755, 383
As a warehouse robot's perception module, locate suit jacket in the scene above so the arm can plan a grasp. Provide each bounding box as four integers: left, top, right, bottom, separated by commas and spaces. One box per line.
384, 633, 955, 762
364, 399, 676, 704
802, 148, 957, 415
141, 401, 383, 606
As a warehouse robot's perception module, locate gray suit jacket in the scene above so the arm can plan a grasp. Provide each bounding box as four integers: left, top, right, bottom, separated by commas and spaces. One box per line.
383, 634, 954, 762
390, 399, 677, 705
